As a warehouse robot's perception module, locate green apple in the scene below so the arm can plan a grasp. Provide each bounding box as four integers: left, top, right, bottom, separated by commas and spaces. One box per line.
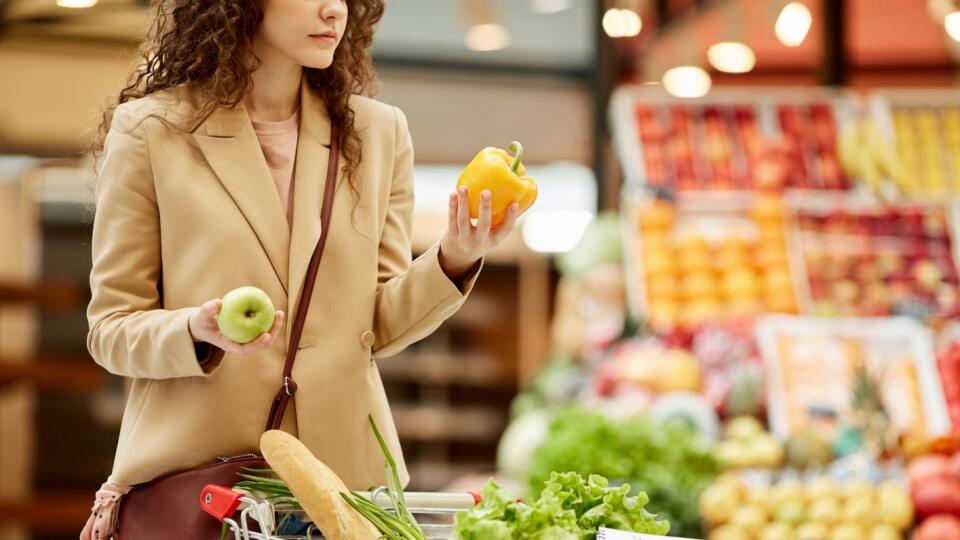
216, 286, 276, 344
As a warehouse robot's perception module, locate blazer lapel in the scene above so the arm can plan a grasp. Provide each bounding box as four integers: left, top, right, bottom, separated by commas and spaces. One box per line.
193, 104, 291, 293
287, 79, 337, 342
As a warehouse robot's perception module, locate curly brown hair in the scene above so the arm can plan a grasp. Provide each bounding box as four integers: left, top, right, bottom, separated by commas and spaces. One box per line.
91, 0, 384, 205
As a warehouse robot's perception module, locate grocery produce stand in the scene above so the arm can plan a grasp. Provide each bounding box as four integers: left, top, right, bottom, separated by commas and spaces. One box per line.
596, 82, 960, 539
200, 485, 476, 540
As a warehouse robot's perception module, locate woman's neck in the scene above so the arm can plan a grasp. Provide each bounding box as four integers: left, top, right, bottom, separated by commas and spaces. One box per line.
245, 41, 302, 122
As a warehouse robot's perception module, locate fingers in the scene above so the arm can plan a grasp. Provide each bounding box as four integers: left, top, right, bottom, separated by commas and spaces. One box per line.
492, 202, 520, 243
244, 311, 286, 354
476, 190, 492, 236
199, 298, 221, 326
266, 311, 285, 339
235, 333, 272, 355
457, 186, 471, 233
448, 191, 460, 236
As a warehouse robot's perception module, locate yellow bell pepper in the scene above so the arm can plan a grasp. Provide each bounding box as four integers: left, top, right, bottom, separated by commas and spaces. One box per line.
456, 141, 538, 227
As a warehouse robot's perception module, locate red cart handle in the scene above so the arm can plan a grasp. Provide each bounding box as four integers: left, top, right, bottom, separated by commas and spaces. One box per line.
200, 484, 244, 522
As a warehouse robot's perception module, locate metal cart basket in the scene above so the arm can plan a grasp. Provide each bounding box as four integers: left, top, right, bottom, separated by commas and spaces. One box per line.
200, 484, 478, 540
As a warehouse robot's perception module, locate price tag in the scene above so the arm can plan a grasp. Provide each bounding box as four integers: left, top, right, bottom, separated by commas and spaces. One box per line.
597, 529, 698, 540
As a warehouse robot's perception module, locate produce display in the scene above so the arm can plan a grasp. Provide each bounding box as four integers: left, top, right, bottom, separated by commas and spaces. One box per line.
700, 474, 914, 540
613, 87, 853, 193
453, 472, 669, 539
456, 140, 538, 226
890, 104, 960, 199
524, 408, 719, 538
631, 194, 798, 330
633, 103, 763, 191
756, 316, 949, 446
631, 102, 848, 192
775, 103, 848, 190
837, 118, 904, 196
792, 201, 960, 323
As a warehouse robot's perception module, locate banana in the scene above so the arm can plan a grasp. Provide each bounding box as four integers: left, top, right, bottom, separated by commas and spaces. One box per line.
837, 120, 863, 179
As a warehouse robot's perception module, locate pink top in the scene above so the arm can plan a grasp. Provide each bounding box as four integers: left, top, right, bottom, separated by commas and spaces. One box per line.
251, 109, 300, 227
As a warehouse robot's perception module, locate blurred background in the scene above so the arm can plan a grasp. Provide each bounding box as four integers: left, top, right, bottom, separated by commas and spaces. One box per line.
3, 1, 960, 539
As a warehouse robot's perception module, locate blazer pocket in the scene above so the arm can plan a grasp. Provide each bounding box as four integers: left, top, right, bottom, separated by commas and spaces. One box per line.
297, 341, 316, 350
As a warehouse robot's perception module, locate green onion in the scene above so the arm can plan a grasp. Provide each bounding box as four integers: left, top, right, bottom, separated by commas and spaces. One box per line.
232, 416, 427, 539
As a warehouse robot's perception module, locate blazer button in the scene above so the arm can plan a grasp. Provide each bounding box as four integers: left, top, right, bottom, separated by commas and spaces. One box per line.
360, 330, 376, 348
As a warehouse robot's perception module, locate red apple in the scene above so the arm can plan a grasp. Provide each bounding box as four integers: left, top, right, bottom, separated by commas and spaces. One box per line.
915, 514, 960, 540
913, 478, 960, 519
909, 454, 955, 486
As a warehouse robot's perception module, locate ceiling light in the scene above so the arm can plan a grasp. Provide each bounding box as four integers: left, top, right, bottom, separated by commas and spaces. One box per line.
946, 11, 960, 41
662, 66, 712, 99
775, 2, 812, 47
707, 41, 757, 73
603, 8, 642, 38
57, 0, 98, 7
465, 23, 510, 51
929, 0, 955, 22
620, 9, 642, 37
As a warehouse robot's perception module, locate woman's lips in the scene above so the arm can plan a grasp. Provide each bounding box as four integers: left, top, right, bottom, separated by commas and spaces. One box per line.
309, 33, 337, 44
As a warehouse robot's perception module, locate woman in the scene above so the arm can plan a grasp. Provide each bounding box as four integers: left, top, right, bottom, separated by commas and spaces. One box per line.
82, 0, 518, 528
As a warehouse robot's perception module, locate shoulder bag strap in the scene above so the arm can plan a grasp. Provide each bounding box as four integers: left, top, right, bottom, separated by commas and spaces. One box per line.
264, 121, 340, 431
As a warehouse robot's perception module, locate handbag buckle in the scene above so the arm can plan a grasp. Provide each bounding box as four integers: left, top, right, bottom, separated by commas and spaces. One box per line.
283, 376, 297, 396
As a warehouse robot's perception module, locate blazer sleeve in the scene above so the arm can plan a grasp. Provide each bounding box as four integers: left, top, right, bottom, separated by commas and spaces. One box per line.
371, 107, 482, 358
86, 105, 225, 379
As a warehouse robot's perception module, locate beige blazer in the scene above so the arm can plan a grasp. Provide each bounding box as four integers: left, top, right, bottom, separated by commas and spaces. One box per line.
86, 78, 480, 488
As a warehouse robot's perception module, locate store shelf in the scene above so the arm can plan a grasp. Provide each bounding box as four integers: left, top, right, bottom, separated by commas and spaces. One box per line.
403, 461, 495, 492
0, 355, 107, 393
378, 351, 514, 389
0, 491, 92, 536
0, 280, 84, 311
392, 404, 507, 442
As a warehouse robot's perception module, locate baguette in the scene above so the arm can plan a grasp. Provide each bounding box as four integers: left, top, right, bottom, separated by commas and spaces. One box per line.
260, 430, 379, 540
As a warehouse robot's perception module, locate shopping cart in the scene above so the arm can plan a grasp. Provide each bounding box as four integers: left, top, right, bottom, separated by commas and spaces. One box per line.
200, 484, 478, 540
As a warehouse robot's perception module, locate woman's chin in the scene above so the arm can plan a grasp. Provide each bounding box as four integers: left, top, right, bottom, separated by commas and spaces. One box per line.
299, 54, 336, 70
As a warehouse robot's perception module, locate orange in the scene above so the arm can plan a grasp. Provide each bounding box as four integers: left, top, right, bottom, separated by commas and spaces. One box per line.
723, 267, 760, 299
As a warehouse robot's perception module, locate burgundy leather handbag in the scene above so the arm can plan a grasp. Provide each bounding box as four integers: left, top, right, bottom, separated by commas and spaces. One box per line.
83, 123, 340, 540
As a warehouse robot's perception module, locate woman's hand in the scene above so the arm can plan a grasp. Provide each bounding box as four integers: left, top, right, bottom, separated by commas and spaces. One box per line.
188, 298, 285, 354
438, 186, 519, 281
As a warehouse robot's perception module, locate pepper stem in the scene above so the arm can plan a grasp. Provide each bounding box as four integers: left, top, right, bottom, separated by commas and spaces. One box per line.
508, 141, 524, 175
